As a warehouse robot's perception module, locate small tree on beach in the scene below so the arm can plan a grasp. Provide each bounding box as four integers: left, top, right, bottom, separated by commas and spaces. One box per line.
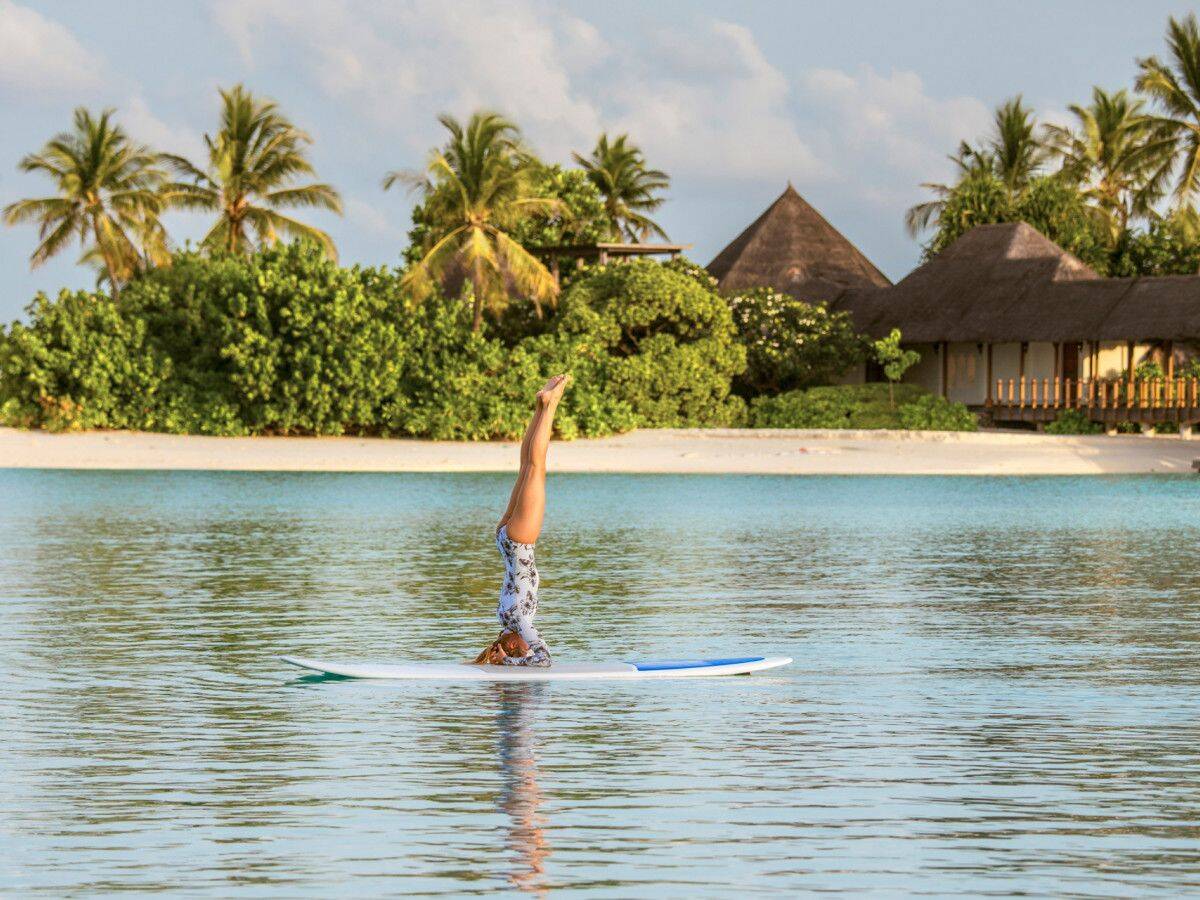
2, 107, 169, 297
872, 329, 920, 408
389, 111, 561, 331
164, 85, 342, 258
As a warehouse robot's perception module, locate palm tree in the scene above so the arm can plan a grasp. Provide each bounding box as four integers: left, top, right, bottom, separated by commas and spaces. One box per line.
573, 133, 669, 242
2, 107, 169, 296
387, 111, 560, 332
905, 141, 996, 236
164, 84, 341, 258
1136, 12, 1200, 219
905, 97, 1045, 236
1043, 87, 1174, 242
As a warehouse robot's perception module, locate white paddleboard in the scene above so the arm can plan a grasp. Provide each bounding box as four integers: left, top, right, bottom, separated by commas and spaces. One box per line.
281, 654, 791, 681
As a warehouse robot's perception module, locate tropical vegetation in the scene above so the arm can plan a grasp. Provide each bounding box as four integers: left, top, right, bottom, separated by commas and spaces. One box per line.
908, 11, 1200, 276
573, 133, 670, 241
2, 108, 170, 297
165, 84, 342, 259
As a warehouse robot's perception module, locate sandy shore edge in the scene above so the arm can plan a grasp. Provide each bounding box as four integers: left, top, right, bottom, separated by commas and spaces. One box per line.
2, 426, 1197, 475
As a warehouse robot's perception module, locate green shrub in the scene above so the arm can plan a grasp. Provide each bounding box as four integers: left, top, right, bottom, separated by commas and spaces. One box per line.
727, 287, 865, 396
749, 383, 921, 428
551, 258, 746, 427
1044, 409, 1102, 435
896, 394, 978, 431
0, 289, 172, 431
1, 246, 727, 439
748, 383, 976, 431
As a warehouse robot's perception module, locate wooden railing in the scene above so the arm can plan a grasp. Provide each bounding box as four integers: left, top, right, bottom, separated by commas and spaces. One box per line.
989, 376, 1200, 418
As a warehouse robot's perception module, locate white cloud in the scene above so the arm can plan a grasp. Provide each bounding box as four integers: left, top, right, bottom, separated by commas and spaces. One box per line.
344, 196, 403, 240
210, 3, 822, 182
121, 96, 207, 161
609, 20, 824, 182
0, 0, 107, 98
798, 65, 992, 204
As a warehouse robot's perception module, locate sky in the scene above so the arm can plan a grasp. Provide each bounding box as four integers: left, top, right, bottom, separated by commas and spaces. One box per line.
0, 0, 1195, 323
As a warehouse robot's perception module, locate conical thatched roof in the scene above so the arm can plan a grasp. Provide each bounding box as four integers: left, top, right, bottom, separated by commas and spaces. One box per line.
836, 222, 1106, 342
707, 184, 891, 302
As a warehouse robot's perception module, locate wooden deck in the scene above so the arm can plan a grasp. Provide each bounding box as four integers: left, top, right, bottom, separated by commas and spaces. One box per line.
986, 377, 1200, 426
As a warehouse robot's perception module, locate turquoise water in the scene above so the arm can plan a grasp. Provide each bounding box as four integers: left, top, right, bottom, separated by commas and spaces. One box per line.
2, 471, 1199, 896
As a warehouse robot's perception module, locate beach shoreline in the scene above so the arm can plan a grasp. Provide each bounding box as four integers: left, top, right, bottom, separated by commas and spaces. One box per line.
1, 426, 1196, 475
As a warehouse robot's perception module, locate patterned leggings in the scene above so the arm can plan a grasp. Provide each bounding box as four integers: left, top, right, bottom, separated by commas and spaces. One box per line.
496, 526, 552, 667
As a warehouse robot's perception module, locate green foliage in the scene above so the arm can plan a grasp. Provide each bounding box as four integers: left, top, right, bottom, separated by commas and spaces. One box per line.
1, 247, 742, 439
749, 384, 976, 430
1045, 409, 1103, 434
1109, 215, 1200, 275
508, 165, 614, 248
728, 287, 866, 396
551, 258, 746, 427
1015, 176, 1112, 272
925, 173, 1111, 270
895, 394, 979, 431
872, 329, 920, 383
922, 172, 1015, 256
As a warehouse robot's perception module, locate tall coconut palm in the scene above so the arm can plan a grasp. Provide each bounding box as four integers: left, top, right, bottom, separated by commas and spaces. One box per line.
2, 107, 169, 296
1043, 87, 1174, 241
387, 111, 560, 331
1136, 12, 1200, 218
164, 85, 341, 258
905, 97, 1045, 236
573, 133, 669, 242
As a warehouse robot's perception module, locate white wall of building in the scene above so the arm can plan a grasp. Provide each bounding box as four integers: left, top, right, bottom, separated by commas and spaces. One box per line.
945, 342, 987, 405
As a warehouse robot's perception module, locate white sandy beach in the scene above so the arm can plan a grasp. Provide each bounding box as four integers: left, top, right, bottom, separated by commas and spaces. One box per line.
1, 426, 1196, 475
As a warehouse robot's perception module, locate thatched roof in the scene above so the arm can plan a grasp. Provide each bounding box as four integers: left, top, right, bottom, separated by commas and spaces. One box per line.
835, 221, 1200, 342
707, 184, 891, 302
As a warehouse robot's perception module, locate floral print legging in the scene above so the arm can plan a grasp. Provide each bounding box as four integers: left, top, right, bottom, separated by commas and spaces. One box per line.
496, 526, 552, 667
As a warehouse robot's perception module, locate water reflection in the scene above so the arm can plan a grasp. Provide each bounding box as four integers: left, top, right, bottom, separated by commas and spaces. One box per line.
495, 684, 551, 895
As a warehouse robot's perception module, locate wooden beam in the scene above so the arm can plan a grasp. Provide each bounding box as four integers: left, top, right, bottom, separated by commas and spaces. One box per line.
940, 342, 948, 399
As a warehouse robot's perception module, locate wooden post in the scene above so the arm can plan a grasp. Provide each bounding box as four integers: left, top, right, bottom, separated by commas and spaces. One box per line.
986, 344, 994, 405
1007, 378, 1014, 405
597, 249, 609, 265
1126, 340, 1135, 372
550, 256, 561, 287
1019, 376, 1026, 409
1054, 376, 1061, 408
1166, 341, 1175, 381
940, 342, 948, 399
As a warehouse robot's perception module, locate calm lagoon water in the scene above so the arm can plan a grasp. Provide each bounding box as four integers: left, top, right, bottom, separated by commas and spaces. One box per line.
2, 470, 1199, 896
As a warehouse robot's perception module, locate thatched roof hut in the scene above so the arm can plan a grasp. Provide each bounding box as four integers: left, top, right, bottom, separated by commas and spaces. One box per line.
707, 184, 891, 302
835, 221, 1200, 342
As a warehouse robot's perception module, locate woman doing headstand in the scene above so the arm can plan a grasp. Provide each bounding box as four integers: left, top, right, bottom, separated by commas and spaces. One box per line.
476, 374, 569, 667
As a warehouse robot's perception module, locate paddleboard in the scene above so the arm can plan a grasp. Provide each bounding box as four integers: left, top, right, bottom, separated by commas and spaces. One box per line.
281, 654, 791, 681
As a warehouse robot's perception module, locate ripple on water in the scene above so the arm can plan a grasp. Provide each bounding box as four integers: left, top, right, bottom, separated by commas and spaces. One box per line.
2, 471, 1199, 895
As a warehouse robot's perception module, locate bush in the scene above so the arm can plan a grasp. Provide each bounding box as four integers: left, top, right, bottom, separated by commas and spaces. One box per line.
0, 246, 738, 439
727, 287, 865, 396
895, 394, 978, 431
750, 383, 921, 429
748, 384, 976, 431
550, 258, 746, 427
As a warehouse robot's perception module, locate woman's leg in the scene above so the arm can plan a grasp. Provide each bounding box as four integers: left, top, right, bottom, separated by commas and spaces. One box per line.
503, 375, 568, 545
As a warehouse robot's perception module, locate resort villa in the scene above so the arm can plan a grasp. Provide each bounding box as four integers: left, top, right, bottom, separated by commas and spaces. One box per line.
708, 186, 1200, 429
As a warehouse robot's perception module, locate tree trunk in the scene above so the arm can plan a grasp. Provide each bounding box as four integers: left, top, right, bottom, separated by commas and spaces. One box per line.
888, 379, 895, 409
471, 268, 484, 332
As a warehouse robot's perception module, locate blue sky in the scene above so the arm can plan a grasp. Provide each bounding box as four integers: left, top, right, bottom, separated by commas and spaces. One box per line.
0, 0, 1194, 322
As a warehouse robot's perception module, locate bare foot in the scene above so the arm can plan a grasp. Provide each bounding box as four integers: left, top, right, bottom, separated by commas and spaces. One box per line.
536, 373, 571, 408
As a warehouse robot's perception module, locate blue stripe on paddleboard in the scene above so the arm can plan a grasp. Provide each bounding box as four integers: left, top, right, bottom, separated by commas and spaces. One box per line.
631, 657, 765, 671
